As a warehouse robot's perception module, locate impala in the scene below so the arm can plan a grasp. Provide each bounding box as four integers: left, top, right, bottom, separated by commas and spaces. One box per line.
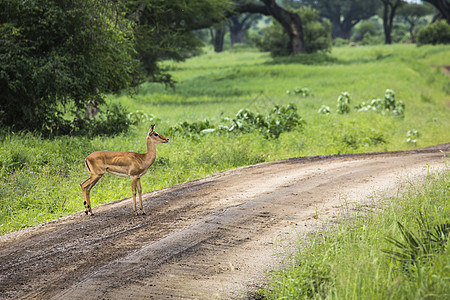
80, 125, 169, 216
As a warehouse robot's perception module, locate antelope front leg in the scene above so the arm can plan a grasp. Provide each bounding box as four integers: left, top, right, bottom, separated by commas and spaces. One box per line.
137, 178, 146, 215
131, 176, 139, 215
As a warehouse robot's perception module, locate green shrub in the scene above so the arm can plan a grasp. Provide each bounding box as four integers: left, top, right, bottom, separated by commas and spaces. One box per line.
127, 111, 160, 126
226, 104, 305, 138
318, 105, 331, 115
332, 37, 349, 47
264, 104, 306, 138
169, 104, 305, 139
286, 87, 312, 96
253, 22, 290, 57
352, 20, 381, 43
168, 120, 215, 137
417, 20, 450, 45
356, 89, 405, 116
407, 128, 420, 144
71, 103, 131, 137
337, 92, 351, 114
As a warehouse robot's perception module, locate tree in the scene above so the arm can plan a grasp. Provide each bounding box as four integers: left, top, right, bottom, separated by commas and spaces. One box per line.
127, 0, 229, 84
229, 13, 261, 46
380, 0, 405, 44
231, 0, 306, 54
0, 0, 137, 133
423, 0, 450, 24
253, 7, 331, 56
397, 3, 435, 42
295, 0, 381, 39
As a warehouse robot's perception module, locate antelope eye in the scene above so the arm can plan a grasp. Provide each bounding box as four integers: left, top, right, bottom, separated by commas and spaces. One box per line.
154, 133, 159, 136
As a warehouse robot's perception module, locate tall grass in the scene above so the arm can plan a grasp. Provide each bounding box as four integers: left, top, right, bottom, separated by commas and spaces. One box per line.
261, 168, 449, 299
1, 44, 449, 234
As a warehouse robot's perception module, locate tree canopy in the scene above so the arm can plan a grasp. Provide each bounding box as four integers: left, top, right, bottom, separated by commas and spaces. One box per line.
0, 0, 137, 133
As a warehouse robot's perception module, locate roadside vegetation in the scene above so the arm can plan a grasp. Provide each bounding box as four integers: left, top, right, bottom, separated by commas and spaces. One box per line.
1, 44, 449, 234
260, 167, 449, 299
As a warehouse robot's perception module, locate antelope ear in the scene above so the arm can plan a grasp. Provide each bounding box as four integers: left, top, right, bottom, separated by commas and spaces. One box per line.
149, 124, 155, 133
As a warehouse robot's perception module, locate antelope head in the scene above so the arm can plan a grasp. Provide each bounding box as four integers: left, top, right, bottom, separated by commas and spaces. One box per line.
147, 125, 169, 144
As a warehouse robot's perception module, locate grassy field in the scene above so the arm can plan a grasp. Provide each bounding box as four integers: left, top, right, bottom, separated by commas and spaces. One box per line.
1, 44, 449, 234
261, 168, 449, 299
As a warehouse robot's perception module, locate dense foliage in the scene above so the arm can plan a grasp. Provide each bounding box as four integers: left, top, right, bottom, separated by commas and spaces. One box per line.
0, 0, 137, 134
0, 0, 230, 135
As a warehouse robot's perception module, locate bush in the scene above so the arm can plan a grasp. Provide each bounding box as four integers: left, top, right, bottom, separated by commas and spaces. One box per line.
416, 20, 450, 45
168, 120, 215, 137
352, 20, 381, 43
71, 103, 131, 137
227, 104, 306, 138
253, 22, 291, 56
332, 38, 349, 47
169, 104, 306, 139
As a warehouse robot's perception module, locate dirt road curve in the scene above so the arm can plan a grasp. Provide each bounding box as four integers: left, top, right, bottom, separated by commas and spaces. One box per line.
1, 144, 448, 299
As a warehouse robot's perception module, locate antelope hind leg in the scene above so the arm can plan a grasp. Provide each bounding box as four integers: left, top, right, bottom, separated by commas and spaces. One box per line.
80, 175, 102, 216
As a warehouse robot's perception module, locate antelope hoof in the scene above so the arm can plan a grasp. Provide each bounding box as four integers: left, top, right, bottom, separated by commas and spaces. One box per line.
142, 212, 146, 216
85, 210, 88, 215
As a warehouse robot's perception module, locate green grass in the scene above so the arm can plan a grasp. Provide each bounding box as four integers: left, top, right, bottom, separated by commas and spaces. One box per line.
1, 44, 450, 234
261, 167, 449, 299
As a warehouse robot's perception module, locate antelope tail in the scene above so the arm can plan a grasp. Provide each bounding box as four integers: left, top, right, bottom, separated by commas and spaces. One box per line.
84, 159, 91, 173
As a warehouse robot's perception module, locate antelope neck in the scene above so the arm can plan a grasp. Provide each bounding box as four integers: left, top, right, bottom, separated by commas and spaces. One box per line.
145, 138, 157, 161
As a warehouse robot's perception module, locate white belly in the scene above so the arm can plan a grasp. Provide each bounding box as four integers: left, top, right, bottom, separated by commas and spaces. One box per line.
106, 169, 129, 177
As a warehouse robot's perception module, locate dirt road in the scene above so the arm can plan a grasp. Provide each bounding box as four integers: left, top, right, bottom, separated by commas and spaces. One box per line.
0, 144, 448, 299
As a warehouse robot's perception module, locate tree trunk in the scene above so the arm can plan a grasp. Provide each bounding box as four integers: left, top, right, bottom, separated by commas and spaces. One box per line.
330, 16, 343, 39
408, 22, 415, 42
381, 0, 403, 45
382, 2, 392, 44
230, 29, 245, 46
341, 18, 356, 40
213, 26, 225, 52
229, 15, 246, 47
